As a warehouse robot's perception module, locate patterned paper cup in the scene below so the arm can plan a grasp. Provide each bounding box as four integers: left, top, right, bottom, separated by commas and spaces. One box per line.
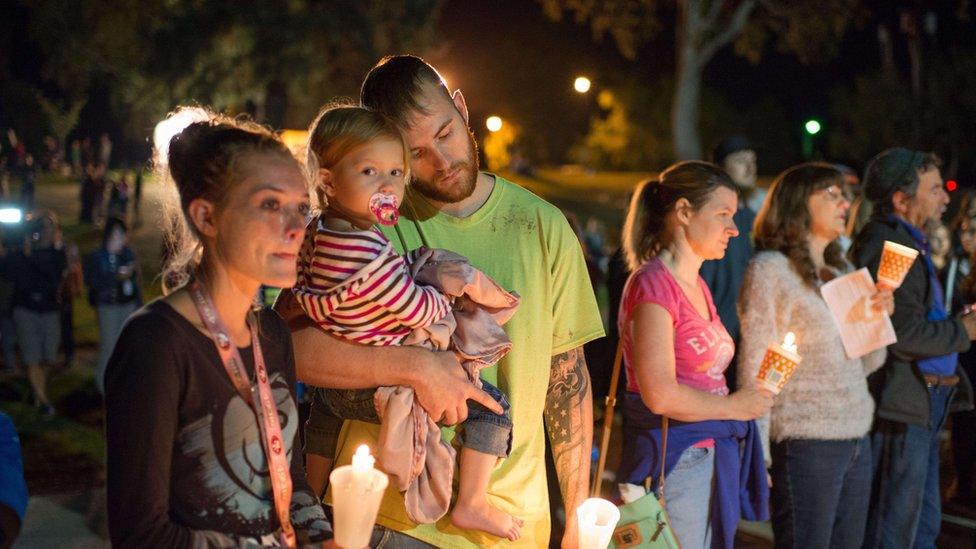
756, 344, 802, 394
877, 240, 919, 289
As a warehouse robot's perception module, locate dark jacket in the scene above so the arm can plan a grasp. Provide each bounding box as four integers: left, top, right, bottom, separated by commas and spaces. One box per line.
701, 204, 756, 342
851, 217, 974, 425
6, 246, 67, 313
84, 247, 140, 307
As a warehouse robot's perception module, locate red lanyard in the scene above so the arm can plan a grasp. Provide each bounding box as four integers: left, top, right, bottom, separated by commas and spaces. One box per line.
189, 281, 297, 548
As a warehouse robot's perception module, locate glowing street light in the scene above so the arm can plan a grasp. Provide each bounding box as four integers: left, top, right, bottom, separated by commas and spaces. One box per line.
804, 119, 822, 136
486, 116, 503, 133
574, 76, 592, 94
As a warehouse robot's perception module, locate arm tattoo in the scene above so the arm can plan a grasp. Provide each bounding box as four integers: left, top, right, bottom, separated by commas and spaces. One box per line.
545, 347, 593, 513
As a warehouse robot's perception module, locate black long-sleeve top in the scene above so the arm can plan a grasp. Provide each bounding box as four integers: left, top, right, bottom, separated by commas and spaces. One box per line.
6, 246, 67, 312
105, 300, 330, 548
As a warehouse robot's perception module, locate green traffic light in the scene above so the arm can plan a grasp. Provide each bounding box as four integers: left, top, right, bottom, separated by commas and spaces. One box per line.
805, 119, 822, 135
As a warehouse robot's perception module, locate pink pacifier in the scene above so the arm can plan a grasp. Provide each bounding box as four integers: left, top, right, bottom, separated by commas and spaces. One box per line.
368, 193, 400, 226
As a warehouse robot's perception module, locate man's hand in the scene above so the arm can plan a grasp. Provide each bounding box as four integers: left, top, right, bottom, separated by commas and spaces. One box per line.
413, 351, 503, 425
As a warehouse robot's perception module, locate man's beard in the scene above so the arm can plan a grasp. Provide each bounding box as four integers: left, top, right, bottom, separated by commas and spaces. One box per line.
410, 128, 479, 204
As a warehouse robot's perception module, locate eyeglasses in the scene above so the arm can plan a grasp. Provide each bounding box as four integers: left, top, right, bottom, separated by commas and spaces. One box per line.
819, 186, 849, 203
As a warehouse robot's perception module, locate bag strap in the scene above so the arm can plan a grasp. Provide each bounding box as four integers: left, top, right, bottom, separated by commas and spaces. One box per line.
591, 340, 624, 497
591, 338, 670, 502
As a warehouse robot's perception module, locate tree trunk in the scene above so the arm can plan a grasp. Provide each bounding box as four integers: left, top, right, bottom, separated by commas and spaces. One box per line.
670, 0, 757, 162
673, 50, 704, 161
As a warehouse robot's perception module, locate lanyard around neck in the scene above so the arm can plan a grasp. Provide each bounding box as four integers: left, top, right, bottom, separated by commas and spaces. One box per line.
188, 280, 296, 548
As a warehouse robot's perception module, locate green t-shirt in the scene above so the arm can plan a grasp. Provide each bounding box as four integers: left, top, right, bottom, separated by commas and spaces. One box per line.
329, 174, 604, 548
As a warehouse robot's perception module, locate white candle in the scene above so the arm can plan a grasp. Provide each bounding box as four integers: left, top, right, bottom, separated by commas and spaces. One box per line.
331, 444, 388, 549
576, 498, 620, 549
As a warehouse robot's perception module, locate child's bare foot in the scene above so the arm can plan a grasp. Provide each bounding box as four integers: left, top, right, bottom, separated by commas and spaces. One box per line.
451, 499, 523, 541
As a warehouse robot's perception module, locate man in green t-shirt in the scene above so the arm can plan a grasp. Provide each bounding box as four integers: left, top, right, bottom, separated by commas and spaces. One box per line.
279, 55, 603, 548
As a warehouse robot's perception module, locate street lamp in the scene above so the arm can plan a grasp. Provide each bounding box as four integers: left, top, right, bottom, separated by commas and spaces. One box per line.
486, 116, 503, 133
574, 76, 592, 94
802, 118, 822, 159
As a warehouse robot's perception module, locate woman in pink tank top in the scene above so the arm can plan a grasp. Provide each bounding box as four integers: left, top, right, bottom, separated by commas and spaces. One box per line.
616, 161, 774, 549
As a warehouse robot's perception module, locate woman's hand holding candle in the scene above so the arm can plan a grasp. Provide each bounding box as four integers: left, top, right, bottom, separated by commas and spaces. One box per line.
729, 384, 775, 420
755, 332, 803, 395
869, 286, 895, 316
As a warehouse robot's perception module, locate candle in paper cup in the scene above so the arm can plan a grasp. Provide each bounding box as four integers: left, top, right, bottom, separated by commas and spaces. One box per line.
576, 498, 620, 549
756, 332, 802, 394
330, 444, 388, 549
877, 240, 919, 289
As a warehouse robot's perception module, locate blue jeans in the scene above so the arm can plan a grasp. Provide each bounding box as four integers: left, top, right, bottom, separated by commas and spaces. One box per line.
368, 525, 437, 547
770, 436, 872, 549
863, 385, 953, 549
663, 445, 715, 549
305, 382, 512, 458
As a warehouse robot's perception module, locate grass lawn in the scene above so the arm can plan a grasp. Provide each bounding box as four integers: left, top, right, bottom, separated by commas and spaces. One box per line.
2, 170, 165, 492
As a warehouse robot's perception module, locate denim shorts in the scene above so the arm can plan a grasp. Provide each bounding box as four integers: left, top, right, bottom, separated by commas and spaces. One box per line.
12, 307, 60, 365
304, 381, 512, 459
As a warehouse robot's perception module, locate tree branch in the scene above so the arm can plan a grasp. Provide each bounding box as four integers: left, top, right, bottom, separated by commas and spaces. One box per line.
703, 0, 724, 29
698, 0, 759, 62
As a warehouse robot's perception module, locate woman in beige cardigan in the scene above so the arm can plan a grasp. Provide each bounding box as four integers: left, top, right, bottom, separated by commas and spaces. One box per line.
738, 163, 893, 549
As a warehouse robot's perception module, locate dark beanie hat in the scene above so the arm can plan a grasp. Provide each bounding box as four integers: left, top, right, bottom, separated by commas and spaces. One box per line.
712, 135, 754, 165
862, 147, 936, 209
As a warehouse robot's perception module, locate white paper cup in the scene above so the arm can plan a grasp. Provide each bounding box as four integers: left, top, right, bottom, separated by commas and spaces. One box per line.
877, 241, 919, 289
576, 498, 621, 549
330, 466, 389, 549
756, 345, 802, 395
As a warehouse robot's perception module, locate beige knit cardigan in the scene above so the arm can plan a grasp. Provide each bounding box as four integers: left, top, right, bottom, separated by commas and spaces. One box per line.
737, 251, 886, 463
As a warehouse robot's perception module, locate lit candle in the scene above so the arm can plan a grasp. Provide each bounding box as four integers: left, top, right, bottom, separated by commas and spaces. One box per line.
351, 444, 375, 488
781, 332, 797, 354
331, 444, 388, 549
756, 331, 802, 394
576, 498, 620, 549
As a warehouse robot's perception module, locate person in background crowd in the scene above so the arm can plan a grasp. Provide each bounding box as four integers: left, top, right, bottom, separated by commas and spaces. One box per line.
701, 135, 760, 388
834, 163, 861, 253
927, 220, 951, 274
79, 163, 96, 224
20, 154, 35, 210
59, 241, 82, 369
105, 108, 331, 546
739, 163, 892, 548
0, 251, 15, 375
851, 147, 976, 548
950, 191, 976, 506
616, 163, 770, 549
107, 176, 130, 221
85, 217, 140, 394
99, 133, 113, 169
70, 139, 82, 176
132, 169, 143, 219
6, 210, 67, 416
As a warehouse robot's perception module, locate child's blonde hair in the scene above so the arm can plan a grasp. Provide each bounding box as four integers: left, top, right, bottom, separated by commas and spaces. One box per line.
306, 100, 411, 210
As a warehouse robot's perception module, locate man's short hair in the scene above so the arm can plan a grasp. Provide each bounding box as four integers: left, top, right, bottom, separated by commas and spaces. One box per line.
711, 134, 755, 165
360, 55, 453, 129
863, 147, 941, 217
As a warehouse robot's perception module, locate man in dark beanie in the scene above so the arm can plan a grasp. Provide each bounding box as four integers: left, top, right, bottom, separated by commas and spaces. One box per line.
701, 135, 759, 387
851, 147, 976, 548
